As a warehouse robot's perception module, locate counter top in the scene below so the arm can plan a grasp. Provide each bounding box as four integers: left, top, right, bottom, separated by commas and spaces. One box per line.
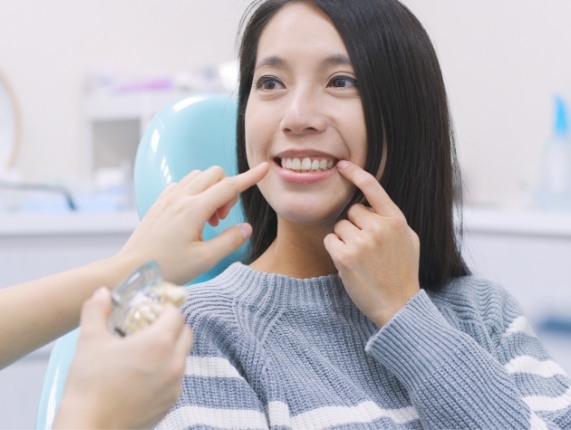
0, 210, 139, 236
463, 207, 571, 237
1, 207, 571, 238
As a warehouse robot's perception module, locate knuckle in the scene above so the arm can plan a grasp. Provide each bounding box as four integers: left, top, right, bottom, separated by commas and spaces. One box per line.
388, 214, 408, 231
209, 165, 225, 176
334, 247, 359, 270
346, 204, 361, 219
368, 222, 384, 238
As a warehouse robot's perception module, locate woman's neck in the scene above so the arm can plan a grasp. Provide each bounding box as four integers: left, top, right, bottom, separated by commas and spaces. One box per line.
250, 221, 337, 278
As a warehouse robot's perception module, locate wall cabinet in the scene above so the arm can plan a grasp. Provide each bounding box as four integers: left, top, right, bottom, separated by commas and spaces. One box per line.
83, 90, 191, 178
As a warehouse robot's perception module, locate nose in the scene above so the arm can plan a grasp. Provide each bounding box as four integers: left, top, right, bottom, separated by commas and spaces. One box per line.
280, 87, 326, 135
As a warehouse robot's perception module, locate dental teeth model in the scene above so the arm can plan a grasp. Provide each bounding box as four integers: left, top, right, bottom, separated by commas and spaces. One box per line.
108, 261, 187, 336
119, 281, 187, 335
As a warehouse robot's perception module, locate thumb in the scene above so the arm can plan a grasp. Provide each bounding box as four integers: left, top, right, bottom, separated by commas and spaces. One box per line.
79, 287, 113, 337
202, 223, 252, 266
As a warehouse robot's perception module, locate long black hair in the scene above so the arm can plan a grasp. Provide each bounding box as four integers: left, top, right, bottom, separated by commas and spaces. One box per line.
236, 0, 470, 290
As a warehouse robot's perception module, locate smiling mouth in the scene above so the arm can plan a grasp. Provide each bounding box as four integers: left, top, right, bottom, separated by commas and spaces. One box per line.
277, 157, 337, 173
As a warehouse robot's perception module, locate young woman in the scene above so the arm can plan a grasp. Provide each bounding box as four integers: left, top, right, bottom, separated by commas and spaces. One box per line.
158, 1, 571, 428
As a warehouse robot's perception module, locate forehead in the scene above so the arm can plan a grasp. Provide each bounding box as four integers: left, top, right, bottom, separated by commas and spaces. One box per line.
256, 2, 349, 61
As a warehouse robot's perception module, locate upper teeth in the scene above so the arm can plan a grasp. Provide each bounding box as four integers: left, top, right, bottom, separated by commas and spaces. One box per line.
281, 157, 335, 172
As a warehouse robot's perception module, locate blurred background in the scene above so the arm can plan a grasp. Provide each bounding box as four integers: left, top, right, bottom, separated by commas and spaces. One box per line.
1, 0, 571, 427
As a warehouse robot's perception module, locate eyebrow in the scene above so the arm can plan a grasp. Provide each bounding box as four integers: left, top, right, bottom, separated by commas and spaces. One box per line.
255, 54, 353, 70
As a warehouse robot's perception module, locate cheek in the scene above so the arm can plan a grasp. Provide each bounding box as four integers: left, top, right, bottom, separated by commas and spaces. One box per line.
244, 131, 262, 167
244, 105, 258, 165
346, 104, 368, 168
351, 125, 368, 169
245, 101, 275, 164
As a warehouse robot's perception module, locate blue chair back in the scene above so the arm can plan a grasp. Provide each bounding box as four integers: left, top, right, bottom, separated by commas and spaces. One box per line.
36, 93, 241, 429
134, 94, 244, 282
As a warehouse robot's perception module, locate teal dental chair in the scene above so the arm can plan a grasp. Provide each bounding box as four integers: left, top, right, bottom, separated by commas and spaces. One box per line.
36, 93, 242, 429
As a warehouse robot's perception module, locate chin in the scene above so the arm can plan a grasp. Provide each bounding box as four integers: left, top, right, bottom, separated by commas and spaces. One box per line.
259, 180, 354, 227
272, 201, 347, 228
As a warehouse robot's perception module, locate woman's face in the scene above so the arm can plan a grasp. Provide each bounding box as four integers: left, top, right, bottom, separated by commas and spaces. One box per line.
245, 1, 367, 226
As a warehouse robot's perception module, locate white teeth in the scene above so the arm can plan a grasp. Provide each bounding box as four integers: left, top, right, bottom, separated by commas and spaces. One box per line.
280, 157, 336, 172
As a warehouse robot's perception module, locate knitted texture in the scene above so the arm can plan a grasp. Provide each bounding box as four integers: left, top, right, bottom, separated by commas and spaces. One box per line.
157, 263, 571, 429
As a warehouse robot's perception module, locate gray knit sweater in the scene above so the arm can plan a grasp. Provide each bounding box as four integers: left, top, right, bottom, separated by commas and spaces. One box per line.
157, 263, 571, 429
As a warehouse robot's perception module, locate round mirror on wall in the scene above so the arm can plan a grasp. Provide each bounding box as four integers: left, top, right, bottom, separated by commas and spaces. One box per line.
0, 70, 21, 174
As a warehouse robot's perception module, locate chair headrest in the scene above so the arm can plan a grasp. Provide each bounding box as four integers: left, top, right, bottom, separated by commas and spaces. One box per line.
134, 94, 245, 284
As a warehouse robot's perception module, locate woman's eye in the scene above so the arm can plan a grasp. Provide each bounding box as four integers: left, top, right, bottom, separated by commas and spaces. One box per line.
329, 75, 357, 89
255, 76, 284, 91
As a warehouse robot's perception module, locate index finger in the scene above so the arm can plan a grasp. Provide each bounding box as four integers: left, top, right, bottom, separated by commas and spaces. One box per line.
197, 162, 269, 212
336, 160, 401, 216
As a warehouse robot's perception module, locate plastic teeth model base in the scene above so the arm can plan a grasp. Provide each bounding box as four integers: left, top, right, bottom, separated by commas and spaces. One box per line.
108, 260, 187, 336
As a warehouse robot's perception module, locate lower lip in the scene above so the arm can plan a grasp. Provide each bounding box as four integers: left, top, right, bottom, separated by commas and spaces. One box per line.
275, 162, 338, 184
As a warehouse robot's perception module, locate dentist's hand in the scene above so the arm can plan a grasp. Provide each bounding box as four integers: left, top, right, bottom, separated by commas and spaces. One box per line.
54, 287, 193, 429
118, 163, 269, 285
324, 160, 420, 328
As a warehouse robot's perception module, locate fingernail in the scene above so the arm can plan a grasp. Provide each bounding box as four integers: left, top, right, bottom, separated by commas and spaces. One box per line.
239, 223, 253, 239
93, 287, 109, 299
337, 160, 349, 169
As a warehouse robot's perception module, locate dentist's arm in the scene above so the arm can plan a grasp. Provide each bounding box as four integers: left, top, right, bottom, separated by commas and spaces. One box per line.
0, 163, 268, 368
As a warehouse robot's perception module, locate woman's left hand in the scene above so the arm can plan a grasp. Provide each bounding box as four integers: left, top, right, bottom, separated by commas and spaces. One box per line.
323, 160, 420, 328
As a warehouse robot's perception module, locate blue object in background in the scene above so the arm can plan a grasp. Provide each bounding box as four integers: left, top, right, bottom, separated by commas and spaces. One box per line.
36, 94, 243, 429
36, 329, 79, 430
535, 95, 571, 210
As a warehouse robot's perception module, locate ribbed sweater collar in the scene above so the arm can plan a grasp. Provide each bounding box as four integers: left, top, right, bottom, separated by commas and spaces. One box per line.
214, 262, 355, 307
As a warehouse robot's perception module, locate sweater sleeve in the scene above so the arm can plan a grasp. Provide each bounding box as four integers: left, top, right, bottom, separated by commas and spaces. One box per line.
365, 289, 571, 430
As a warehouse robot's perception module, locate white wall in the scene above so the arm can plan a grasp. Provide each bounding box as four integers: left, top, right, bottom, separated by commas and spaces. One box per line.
0, 0, 250, 182
2, 0, 571, 207
401, 0, 571, 207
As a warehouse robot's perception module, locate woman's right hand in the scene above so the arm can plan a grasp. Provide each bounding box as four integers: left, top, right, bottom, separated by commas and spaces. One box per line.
117, 163, 269, 285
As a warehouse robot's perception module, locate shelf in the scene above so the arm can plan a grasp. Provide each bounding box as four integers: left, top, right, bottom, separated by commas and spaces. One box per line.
0, 210, 139, 236
463, 207, 571, 238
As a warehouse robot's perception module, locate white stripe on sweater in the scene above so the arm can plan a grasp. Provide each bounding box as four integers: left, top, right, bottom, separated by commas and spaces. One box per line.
159, 401, 419, 429
529, 412, 548, 430
505, 356, 568, 378
524, 385, 571, 412
503, 315, 536, 338
156, 405, 268, 430
268, 400, 419, 428
185, 356, 242, 378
